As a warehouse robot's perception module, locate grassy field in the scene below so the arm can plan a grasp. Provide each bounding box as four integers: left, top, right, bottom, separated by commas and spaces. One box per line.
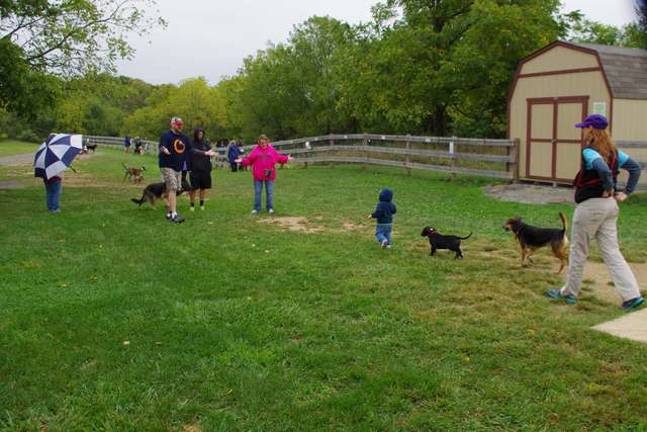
1, 145, 646, 431
0, 140, 39, 157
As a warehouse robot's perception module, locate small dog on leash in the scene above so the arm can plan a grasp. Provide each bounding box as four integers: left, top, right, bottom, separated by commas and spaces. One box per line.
122, 163, 146, 183
503, 212, 569, 273
130, 180, 192, 208
421, 227, 472, 259
86, 144, 98, 152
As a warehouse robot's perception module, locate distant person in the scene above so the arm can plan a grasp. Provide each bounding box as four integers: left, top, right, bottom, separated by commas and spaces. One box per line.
236, 134, 292, 214
369, 188, 397, 248
158, 117, 190, 224
188, 128, 216, 211
546, 114, 644, 310
124, 135, 131, 153
227, 139, 240, 172
237, 141, 247, 171
134, 136, 143, 154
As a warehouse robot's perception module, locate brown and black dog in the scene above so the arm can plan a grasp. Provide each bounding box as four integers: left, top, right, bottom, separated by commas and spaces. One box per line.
504, 212, 569, 273
130, 180, 192, 208
122, 163, 146, 184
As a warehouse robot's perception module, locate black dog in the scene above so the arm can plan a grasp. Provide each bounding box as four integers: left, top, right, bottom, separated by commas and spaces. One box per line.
421, 227, 472, 259
131, 180, 192, 208
503, 213, 569, 273
86, 143, 98, 152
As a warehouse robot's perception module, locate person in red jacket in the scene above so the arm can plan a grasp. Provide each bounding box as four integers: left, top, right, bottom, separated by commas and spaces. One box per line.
236, 134, 292, 214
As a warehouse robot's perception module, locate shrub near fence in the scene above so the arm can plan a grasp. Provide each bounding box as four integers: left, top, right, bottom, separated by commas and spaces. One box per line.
89, 133, 521, 180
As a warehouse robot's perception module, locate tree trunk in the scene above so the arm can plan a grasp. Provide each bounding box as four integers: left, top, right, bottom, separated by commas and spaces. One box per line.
429, 106, 447, 136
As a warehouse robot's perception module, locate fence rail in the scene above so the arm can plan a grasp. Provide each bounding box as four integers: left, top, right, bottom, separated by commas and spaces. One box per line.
87, 133, 520, 180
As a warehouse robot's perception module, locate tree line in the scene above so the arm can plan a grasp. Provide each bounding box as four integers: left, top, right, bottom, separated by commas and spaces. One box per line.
1, 0, 646, 144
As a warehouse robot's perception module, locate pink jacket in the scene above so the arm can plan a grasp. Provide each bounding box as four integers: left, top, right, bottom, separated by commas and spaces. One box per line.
241, 144, 289, 181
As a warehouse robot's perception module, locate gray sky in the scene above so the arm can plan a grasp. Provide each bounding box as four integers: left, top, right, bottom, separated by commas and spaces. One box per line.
116, 0, 638, 85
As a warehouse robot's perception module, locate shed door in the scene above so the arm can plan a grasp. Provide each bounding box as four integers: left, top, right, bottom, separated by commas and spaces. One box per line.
526, 96, 589, 183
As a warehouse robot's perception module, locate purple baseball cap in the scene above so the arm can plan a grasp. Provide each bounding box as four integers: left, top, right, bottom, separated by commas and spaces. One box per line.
575, 114, 608, 129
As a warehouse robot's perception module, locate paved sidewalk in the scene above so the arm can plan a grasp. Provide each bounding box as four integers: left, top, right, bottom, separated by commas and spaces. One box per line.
0, 153, 33, 166
592, 308, 647, 344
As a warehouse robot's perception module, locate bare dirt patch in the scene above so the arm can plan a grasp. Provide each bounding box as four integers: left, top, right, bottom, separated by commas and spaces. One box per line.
341, 221, 365, 231
582, 261, 647, 305
483, 183, 573, 205
180, 425, 202, 432
257, 216, 323, 234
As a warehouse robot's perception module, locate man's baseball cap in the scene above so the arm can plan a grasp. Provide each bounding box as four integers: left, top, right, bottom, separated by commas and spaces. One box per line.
170, 117, 184, 129
575, 114, 608, 130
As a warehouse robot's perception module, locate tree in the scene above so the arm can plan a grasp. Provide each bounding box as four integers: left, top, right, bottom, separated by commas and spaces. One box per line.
336, 0, 563, 137
636, 0, 647, 47
123, 78, 229, 141
0, 0, 165, 118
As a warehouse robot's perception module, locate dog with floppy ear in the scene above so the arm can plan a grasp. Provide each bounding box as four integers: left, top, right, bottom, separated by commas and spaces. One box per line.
122, 163, 146, 183
421, 227, 472, 259
503, 212, 569, 273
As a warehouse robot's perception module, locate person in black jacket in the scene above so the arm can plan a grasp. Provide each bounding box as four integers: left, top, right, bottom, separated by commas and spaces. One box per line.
369, 188, 397, 248
188, 128, 216, 211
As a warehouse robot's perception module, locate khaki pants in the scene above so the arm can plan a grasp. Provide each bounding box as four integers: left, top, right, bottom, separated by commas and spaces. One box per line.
561, 198, 640, 301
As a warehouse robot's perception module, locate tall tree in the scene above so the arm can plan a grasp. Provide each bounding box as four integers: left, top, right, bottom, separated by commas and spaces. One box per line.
0, 0, 165, 117
337, 0, 562, 137
637, 0, 647, 47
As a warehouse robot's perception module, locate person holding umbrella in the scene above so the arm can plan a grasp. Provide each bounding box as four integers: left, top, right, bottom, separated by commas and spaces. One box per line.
34, 133, 84, 213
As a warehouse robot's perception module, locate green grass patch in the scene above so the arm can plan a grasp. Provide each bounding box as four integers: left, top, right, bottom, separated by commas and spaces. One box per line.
0, 140, 39, 157
1, 149, 646, 431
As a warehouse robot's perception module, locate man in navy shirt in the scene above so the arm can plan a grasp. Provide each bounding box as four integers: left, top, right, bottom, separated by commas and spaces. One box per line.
159, 117, 191, 223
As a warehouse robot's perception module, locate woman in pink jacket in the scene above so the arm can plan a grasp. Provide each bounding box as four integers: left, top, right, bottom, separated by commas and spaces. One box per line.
236, 134, 292, 214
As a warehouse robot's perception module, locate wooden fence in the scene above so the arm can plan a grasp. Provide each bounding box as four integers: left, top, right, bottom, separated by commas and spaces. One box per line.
87, 134, 520, 180
270, 134, 519, 180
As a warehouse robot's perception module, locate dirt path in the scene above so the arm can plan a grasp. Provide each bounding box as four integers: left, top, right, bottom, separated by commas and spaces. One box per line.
0, 153, 33, 166
483, 184, 573, 205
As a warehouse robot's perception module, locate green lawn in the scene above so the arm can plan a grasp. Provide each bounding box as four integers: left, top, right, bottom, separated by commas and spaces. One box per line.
0, 140, 39, 157
1, 148, 646, 431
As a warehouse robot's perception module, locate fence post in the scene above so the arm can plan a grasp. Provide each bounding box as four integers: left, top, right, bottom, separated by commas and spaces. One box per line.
449, 137, 457, 181
363, 133, 369, 170
406, 134, 411, 176
509, 138, 520, 183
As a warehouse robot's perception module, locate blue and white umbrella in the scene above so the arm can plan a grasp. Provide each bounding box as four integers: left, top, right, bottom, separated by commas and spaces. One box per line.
34, 134, 83, 180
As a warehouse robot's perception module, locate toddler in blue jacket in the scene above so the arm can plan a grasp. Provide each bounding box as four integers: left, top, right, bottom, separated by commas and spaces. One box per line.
369, 188, 397, 248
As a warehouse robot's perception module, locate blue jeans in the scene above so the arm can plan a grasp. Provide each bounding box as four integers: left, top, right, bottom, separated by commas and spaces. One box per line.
375, 223, 392, 244
45, 181, 62, 211
254, 180, 274, 211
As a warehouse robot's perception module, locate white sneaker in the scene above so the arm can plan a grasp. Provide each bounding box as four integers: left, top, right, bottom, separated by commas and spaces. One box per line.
200, 206, 205, 211
190, 206, 195, 212
268, 209, 274, 214
251, 209, 258, 215
381, 240, 388, 248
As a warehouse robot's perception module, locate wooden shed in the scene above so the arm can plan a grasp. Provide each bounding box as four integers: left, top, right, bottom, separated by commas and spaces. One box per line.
508, 41, 647, 188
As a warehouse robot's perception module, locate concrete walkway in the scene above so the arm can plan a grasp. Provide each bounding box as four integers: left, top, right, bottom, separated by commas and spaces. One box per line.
592, 308, 647, 344
0, 153, 33, 166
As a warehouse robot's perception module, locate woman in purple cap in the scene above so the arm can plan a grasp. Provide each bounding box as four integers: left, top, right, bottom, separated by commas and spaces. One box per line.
546, 114, 644, 310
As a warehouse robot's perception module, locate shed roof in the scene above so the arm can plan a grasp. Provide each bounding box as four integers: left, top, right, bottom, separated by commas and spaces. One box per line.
571, 42, 647, 100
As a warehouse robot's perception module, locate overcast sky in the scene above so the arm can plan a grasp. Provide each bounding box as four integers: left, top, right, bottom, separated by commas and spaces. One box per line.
115, 0, 638, 85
